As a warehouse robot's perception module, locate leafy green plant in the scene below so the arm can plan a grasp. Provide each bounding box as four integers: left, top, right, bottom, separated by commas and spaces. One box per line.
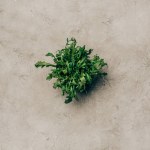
35, 38, 107, 103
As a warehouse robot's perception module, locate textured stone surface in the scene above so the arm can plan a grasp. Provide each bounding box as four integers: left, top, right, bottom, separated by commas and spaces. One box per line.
0, 0, 150, 149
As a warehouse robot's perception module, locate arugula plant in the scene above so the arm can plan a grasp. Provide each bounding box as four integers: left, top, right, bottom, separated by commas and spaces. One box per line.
35, 38, 107, 103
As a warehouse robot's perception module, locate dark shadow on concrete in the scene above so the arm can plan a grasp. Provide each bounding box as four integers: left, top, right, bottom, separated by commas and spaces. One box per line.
74, 75, 108, 104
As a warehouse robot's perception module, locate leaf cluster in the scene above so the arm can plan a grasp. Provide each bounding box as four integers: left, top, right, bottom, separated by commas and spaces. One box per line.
35, 38, 107, 103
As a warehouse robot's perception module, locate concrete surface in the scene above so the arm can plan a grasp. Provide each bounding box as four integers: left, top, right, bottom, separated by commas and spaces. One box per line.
0, 0, 150, 149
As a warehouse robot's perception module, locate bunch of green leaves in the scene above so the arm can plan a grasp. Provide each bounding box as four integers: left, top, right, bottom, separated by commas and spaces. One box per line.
35, 38, 107, 103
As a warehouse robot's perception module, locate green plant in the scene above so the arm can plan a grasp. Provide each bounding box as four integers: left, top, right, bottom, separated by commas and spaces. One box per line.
35, 38, 107, 103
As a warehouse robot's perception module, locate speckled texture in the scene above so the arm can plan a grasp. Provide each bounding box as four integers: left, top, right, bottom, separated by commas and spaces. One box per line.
0, 0, 150, 149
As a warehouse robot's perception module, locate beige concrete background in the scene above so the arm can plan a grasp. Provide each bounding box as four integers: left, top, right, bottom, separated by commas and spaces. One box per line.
0, 0, 150, 149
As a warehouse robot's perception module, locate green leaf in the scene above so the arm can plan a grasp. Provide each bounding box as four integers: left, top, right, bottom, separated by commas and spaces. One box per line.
45, 52, 55, 57
80, 76, 86, 85
46, 74, 53, 80
35, 61, 56, 68
85, 73, 92, 83
62, 69, 67, 74
65, 96, 73, 104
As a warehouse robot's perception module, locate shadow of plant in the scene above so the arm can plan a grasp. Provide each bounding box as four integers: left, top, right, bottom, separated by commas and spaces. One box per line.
75, 76, 107, 104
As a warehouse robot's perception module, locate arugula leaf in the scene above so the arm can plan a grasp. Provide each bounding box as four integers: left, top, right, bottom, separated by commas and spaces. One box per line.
45, 52, 55, 58
46, 73, 53, 80
35, 38, 107, 104
35, 61, 56, 68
